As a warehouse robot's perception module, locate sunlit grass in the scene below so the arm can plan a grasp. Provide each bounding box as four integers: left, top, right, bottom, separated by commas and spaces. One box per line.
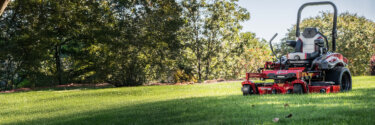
0, 76, 374, 125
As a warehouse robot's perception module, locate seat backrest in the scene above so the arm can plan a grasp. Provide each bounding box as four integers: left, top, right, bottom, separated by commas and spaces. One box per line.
287, 28, 323, 60
300, 28, 320, 53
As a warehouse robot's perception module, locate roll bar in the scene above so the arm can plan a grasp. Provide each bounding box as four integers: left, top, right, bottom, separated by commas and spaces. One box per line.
296, 1, 337, 52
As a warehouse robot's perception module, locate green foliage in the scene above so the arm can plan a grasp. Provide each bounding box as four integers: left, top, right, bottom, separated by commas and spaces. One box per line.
105, 0, 185, 86
179, 0, 252, 80
202, 0, 250, 79
238, 32, 273, 74
0, 0, 270, 89
1, 76, 374, 124
172, 68, 197, 83
16, 79, 30, 88
0, 0, 186, 88
280, 12, 375, 75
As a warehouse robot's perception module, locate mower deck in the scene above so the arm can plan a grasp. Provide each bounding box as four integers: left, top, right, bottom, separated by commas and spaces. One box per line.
242, 68, 341, 95
241, 80, 340, 95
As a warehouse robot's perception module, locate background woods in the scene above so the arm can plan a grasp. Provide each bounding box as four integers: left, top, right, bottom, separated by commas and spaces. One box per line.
0, 0, 373, 90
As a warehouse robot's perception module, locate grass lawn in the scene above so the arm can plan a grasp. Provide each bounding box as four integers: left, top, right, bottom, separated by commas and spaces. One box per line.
0, 76, 374, 125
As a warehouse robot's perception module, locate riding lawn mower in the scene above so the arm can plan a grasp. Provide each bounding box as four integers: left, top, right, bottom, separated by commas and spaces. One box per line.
241, 1, 352, 95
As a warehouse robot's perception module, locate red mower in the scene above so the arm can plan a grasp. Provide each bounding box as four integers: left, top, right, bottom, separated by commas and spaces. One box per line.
241, 1, 352, 95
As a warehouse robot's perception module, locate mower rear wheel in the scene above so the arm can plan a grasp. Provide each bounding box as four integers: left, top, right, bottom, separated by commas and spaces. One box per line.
293, 84, 303, 94
325, 67, 352, 92
242, 85, 253, 96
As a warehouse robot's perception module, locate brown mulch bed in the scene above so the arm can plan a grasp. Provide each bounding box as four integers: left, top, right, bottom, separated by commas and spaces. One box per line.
0, 83, 114, 93
146, 79, 243, 86
1, 79, 244, 93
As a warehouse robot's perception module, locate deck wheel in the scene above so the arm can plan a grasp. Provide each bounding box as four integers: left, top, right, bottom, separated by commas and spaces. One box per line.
242, 85, 253, 96
293, 84, 303, 94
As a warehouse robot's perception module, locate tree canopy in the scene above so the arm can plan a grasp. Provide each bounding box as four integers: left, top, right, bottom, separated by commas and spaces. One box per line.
0, 0, 270, 90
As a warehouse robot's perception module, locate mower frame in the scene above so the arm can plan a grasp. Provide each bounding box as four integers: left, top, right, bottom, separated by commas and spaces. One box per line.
241, 1, 351, 95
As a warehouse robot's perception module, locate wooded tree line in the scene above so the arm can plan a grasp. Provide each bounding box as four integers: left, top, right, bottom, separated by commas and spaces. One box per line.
0, 0, 270, 89
0, 1, 373, 90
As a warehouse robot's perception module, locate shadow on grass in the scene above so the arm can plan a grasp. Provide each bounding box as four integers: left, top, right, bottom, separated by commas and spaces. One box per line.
7, 88, 375, 125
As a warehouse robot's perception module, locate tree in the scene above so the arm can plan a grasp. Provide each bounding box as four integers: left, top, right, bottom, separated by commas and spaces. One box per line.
180, 0, 250, 81
0, 0, 52, 88
202, 0, 249, 79
237, 32, 272, 76
180, 0, 205, 82
0, 0, 259, 89
0, 0, 116, 88
106, 0, 184, 86
0, 0, 9, 15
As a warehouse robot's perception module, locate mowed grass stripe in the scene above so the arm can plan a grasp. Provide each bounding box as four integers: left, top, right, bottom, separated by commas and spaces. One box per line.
0, 76, 374, 125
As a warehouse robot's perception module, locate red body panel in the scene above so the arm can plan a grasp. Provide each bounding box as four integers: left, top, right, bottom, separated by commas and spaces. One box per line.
309, 85, 340, 93
326, 53, 348, 64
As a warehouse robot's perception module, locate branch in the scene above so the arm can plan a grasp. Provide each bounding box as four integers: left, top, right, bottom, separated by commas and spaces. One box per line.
0, 0, 10, 16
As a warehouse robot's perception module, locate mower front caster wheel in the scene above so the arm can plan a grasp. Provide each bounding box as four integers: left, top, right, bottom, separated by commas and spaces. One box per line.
293, 84, 304, 94
242, 85, 253, 96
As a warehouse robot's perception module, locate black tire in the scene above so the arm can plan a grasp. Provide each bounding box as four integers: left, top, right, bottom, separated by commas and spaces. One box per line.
293, 84, 303, 94
242, 85, 253, 96
325, 67, 352, 92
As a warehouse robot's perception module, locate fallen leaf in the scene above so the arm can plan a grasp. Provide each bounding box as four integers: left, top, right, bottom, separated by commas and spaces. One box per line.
285, 113, 293, 118
284, 103, 289, 108
273, 118, 279, 122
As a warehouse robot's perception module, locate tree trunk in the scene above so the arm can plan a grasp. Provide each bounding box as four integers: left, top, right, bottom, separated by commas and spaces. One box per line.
205, 31, 216, 80
55, 45, 62, 85
205, 36, 211, 80
205, 59, 210, 80
0, 0, 10, 16
193, 7, 202, 82
196, 28, 201, 82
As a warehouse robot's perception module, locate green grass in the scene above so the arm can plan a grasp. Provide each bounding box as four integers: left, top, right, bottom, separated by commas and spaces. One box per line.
1, 76, 374, 125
